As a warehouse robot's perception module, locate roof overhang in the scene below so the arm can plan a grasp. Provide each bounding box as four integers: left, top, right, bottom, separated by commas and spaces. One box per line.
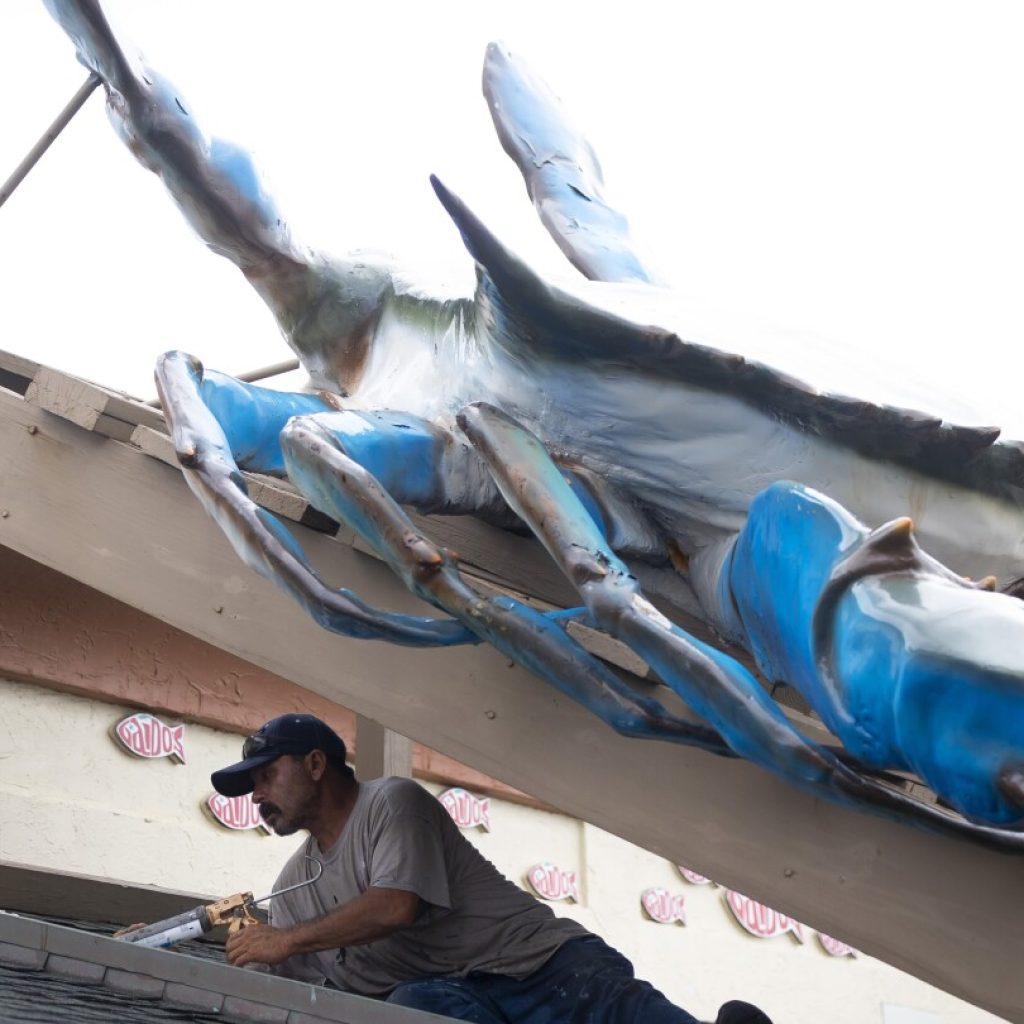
2, 352, 1023, 1021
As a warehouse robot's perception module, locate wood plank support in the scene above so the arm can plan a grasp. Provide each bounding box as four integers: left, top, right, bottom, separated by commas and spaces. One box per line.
354, 716, 413, 781
24, 367, 108, 431
8, 354, 165, 444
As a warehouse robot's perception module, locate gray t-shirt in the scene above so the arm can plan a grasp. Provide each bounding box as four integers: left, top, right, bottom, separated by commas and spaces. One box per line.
269, 777, 586, 995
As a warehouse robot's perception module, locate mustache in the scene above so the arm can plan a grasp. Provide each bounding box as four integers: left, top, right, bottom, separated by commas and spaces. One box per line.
258, 801, 282, 820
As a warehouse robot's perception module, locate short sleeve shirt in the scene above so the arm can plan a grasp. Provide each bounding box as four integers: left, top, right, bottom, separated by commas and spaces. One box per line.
269, 777, 586, 995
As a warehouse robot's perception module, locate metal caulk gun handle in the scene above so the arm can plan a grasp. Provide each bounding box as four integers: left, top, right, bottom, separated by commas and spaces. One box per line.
250, 855, 323, 909
116, 856, 322, 949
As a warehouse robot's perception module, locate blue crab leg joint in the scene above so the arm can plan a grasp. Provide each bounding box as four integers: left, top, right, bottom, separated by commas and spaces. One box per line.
156, 352, 475, 647
457, 403, 1024, 843
44, 0, 1024, 843
277, 412, 734, 758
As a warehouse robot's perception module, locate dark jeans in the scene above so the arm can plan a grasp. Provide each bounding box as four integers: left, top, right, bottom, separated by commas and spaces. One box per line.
385, 934, 698, 1023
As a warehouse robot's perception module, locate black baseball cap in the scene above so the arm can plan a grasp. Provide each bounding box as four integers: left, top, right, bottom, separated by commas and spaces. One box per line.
212, 713, 348, 797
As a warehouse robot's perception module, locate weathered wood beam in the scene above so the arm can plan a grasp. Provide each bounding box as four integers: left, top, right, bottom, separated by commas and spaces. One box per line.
6, 351, 165, 437
355, 716, 413, 781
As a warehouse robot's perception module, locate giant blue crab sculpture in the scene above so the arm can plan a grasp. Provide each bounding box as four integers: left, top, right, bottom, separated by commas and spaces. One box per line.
47, 0, 1024, 850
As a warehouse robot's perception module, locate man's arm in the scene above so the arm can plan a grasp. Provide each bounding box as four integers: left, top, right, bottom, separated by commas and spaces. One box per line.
226, 886, 419, 968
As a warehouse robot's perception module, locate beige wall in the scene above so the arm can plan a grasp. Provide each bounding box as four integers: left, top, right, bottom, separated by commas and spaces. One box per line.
0, 678, 291, 899
0, 678, 1005, 1024
446, 791, 1005, 1024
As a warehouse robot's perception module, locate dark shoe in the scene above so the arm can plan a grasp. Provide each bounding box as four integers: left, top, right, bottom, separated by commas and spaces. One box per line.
716, 1000, 773, 1024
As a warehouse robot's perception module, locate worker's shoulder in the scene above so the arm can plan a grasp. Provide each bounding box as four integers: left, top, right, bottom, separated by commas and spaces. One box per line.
364, 775, 440, 815
274, 837, 316, 887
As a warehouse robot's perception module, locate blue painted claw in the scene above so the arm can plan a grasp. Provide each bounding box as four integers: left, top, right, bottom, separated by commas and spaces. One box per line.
155, 351, 475, 647
482, 42, 658, 285
725, 482, 1024, 829
457, 402, 1024, 849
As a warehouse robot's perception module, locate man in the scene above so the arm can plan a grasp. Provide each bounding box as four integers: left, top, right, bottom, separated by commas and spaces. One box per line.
213, 713, 772, 1023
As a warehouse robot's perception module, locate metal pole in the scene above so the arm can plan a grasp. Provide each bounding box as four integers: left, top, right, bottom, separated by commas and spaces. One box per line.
145, 358, 301, 407
4, 73, 303, 402
236, 358, 301, 384
0, 73, 101, 211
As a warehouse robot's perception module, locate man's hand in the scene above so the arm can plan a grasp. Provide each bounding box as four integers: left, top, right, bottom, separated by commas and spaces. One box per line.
225, 887, 419, 970
225, 922, 296, 968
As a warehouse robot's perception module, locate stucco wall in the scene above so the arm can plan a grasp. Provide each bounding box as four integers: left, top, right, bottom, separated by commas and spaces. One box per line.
452, 793, 1004, 1024
0, 678, 1005, 1024
0, 543, 535, 807
0, 679, 291, 899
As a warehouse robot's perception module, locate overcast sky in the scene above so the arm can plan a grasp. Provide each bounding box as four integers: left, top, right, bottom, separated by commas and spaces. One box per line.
2, 1, 1023, 439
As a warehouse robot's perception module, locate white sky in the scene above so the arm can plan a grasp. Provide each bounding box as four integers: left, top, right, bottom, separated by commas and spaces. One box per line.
2, 1, 1023, 439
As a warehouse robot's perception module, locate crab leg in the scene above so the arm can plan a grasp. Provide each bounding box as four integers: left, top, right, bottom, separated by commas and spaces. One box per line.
457, 403, 1024, 850
44, 0, 394, 391
482, 44, 658, 286
457, 405, 843, 772
722, 482, 1024, 828
155, 352, 474, 646
45, 0, 300, 273
277, 414, 733, 756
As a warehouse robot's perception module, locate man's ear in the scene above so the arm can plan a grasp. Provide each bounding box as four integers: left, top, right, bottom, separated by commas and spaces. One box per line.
306, 749, 328, 781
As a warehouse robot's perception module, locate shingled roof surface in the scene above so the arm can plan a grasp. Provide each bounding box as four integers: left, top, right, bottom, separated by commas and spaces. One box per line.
0, 960, 225, 1022
0, 911, 450, 1023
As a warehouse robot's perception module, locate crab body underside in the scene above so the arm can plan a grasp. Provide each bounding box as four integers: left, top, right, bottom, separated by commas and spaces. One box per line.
47, 0, 1024, 849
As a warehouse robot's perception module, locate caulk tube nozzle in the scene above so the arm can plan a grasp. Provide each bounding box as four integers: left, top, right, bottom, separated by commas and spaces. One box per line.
119, 905, 212, 948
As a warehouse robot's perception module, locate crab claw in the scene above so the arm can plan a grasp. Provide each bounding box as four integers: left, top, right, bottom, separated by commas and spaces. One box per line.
482, 42, 659, 285
155, 351, 476, 647
730, 483, 1024, 830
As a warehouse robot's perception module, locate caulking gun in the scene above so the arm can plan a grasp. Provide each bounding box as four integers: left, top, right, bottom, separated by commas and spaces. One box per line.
117, 856, 323, 949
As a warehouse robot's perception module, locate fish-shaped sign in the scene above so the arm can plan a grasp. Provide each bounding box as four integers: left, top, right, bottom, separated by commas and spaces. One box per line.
525, 862, 579, 903
725, 891, 804, 942
675, 864, 713, 885
817, 933, 857, 958
438, 787, 491, 831
112, 713, 185, 764
203, 793, 270, 833
641, 887, 687, 925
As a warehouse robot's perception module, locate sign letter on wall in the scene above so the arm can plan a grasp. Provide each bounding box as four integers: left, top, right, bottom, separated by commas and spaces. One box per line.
111, 713, 185, 764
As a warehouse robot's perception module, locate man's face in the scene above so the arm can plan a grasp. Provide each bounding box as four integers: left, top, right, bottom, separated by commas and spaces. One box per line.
250, 754, 317, 836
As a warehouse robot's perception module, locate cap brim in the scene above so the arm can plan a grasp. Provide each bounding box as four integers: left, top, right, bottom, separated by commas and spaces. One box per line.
211, 752, 279, 797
